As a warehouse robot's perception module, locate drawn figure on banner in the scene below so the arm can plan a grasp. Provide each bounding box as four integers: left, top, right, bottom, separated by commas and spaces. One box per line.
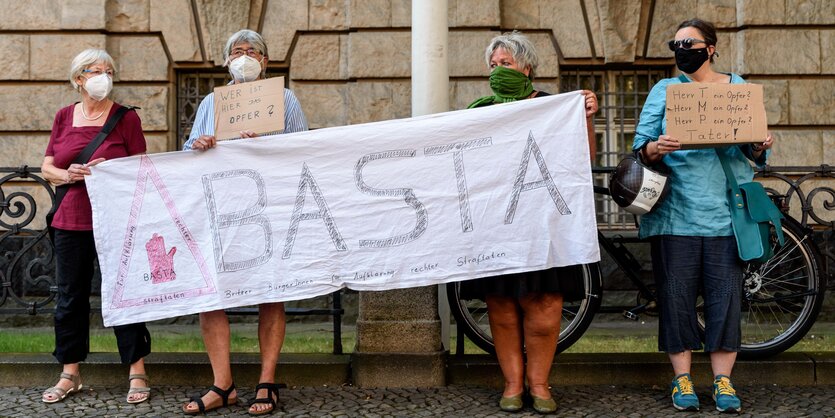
39, 49, 152, 405
144, 233, 177, 283
632, 18, 774, 414
458, 31, 599, 415
181, 29, 309, 416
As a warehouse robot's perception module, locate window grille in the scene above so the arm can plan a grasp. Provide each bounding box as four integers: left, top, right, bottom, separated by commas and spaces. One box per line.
560, 68, 671, 228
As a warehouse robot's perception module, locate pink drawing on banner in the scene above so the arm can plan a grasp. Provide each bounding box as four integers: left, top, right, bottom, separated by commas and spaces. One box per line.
145, 233, 177, 283
110, 155, 216, 309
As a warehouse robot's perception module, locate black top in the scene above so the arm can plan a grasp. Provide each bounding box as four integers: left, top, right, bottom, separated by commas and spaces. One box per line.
457, 89, 586, 302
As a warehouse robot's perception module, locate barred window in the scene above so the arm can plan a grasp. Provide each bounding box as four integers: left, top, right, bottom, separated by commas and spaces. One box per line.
560, 68, 671, 228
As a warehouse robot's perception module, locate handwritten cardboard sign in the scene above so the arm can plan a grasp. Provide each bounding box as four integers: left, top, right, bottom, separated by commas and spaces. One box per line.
666, 83, 767, 148
213, 77, 285, 141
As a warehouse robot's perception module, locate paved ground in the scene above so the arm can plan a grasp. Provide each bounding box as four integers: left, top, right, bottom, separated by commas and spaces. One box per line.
2, 383, 834, 417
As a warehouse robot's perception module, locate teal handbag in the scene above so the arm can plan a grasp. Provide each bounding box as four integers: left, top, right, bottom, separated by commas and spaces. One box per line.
715, 148, 785, 263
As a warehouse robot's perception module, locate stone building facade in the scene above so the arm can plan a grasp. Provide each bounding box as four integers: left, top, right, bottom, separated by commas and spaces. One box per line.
2, 0, 833, 230
0, 0, 832, 386
2, 0, 832, 167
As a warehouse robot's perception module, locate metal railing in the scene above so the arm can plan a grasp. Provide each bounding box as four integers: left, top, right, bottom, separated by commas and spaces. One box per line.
0, 165, 344, 353
1, 164, 832, 349
592, 164, 834, 289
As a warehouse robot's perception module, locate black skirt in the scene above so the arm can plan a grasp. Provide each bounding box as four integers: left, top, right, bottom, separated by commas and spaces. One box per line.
458, 265, 586, 302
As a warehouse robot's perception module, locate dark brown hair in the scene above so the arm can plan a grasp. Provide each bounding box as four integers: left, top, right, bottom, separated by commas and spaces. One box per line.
677, 18, 718, 62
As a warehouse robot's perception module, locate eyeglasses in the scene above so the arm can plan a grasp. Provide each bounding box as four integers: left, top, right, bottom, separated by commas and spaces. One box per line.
667, 38, 707, 51
82, 69, 114, 77
230, 48, 262, 59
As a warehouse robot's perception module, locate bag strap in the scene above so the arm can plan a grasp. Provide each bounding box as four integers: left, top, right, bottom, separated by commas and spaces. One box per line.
50, 105, 135, 217
714, 147, 740, 191
73, 105, 135, 165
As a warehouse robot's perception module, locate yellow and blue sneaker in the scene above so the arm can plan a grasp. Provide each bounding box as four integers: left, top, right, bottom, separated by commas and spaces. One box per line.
713, 375, 742, 413
670, 373, 700, 411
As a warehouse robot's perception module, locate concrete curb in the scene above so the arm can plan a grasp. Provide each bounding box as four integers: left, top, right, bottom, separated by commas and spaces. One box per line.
448, 352, 830, 387
0, 353, 351, 387
2, 352, 833, 388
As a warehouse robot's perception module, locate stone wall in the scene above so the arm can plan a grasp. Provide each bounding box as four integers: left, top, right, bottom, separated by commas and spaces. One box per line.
0, 0, 832, 226
1, 0, 830, 157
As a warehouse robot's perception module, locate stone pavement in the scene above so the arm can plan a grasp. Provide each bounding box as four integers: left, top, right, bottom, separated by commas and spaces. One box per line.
2, 383, 834, 417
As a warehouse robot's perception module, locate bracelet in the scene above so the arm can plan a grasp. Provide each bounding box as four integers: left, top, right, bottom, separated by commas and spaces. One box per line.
751, 143, 763, 152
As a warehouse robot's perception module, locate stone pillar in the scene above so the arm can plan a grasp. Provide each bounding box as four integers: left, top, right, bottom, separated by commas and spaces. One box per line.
351, 0, 449, 388
352, 288, 446, 387
411, 0, 449, 116
413, 0, 452, 353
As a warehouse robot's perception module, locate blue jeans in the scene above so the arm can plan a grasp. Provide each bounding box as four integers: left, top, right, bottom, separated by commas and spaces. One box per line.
650, 235, 742, 353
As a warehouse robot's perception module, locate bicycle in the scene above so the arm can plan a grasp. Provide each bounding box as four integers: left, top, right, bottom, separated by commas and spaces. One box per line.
448, 180, 827, 359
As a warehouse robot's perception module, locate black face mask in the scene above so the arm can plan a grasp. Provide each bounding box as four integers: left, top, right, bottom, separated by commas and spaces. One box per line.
675, 47, 710, 74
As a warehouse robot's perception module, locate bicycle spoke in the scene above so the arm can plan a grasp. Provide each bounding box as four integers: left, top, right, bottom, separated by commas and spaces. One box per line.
734, 221, 824, 355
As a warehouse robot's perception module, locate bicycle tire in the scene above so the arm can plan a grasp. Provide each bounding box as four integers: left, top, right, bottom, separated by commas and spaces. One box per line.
447, 263, 603, 355
699, 217, 826, 359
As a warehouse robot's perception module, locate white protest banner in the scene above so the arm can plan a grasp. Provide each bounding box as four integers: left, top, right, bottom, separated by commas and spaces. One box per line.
87, 92, 600, 326
213, 77, 285, 141
666, 83, 767, 148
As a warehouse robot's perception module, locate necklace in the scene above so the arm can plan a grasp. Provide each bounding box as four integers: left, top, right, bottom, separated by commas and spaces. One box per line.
80, 103, 105, 121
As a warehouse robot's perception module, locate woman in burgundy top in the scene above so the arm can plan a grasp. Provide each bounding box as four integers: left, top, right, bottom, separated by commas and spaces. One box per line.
40, 49, 152, 404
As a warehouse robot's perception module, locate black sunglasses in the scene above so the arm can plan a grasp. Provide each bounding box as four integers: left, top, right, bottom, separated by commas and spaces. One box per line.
668, 38, 707, 51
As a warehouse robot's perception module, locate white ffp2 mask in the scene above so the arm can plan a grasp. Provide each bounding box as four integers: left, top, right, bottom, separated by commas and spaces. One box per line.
84, 73, 113, 101
229, 55, 263, 83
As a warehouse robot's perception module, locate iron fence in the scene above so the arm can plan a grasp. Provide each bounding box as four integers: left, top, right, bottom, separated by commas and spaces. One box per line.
1, 164, 832, 339
0, 164, 344, 353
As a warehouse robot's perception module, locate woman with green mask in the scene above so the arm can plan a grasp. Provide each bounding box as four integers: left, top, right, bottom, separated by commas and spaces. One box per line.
461, 31, 598, 414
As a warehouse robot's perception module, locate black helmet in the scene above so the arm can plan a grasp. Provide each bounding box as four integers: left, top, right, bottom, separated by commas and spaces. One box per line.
609, 152, 671, 215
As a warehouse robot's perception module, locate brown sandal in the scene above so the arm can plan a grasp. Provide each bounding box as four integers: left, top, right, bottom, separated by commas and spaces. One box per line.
42, 372, 83, 403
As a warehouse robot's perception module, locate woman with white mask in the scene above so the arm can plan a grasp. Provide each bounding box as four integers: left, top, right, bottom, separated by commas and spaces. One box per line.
40, 49, 152, 405
181, 29, 308, 416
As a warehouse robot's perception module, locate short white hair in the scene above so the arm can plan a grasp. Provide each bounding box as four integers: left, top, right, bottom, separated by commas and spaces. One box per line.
223, 29, 269, 64
485, 31, 539, 79
69, 49, 115, 91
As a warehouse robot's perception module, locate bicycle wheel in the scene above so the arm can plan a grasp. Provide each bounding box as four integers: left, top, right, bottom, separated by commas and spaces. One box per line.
447, 263, 603, 355
699, 218, 825, 359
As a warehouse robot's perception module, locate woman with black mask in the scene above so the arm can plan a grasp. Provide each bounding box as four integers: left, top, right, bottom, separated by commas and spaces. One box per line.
632, 18, 774, 413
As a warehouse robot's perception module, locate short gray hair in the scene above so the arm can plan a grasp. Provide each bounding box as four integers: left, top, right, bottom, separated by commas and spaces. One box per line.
69, 49, 115, 91
223, 29, 269, 65
484, 31, 539, 79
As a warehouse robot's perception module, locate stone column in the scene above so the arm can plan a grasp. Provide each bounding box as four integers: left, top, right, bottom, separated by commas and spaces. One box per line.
411, 0, 449, 116
352, 288, 446, 387
351, 0, 449, 388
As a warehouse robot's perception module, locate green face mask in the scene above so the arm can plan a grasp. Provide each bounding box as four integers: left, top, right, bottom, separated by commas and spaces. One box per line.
468, 65, 534, 109
489, 66, 534, 101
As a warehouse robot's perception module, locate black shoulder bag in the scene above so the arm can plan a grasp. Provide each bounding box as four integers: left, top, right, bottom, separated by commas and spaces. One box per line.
46, 105, 135, 241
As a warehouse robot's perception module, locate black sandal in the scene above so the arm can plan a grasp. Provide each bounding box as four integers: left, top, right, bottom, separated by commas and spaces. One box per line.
182, 383, 237, 415
248, 382, 280, 416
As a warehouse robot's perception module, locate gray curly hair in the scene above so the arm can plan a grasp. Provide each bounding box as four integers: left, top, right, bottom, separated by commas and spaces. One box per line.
484, 31, 539, 79
223, 29, 269, 63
